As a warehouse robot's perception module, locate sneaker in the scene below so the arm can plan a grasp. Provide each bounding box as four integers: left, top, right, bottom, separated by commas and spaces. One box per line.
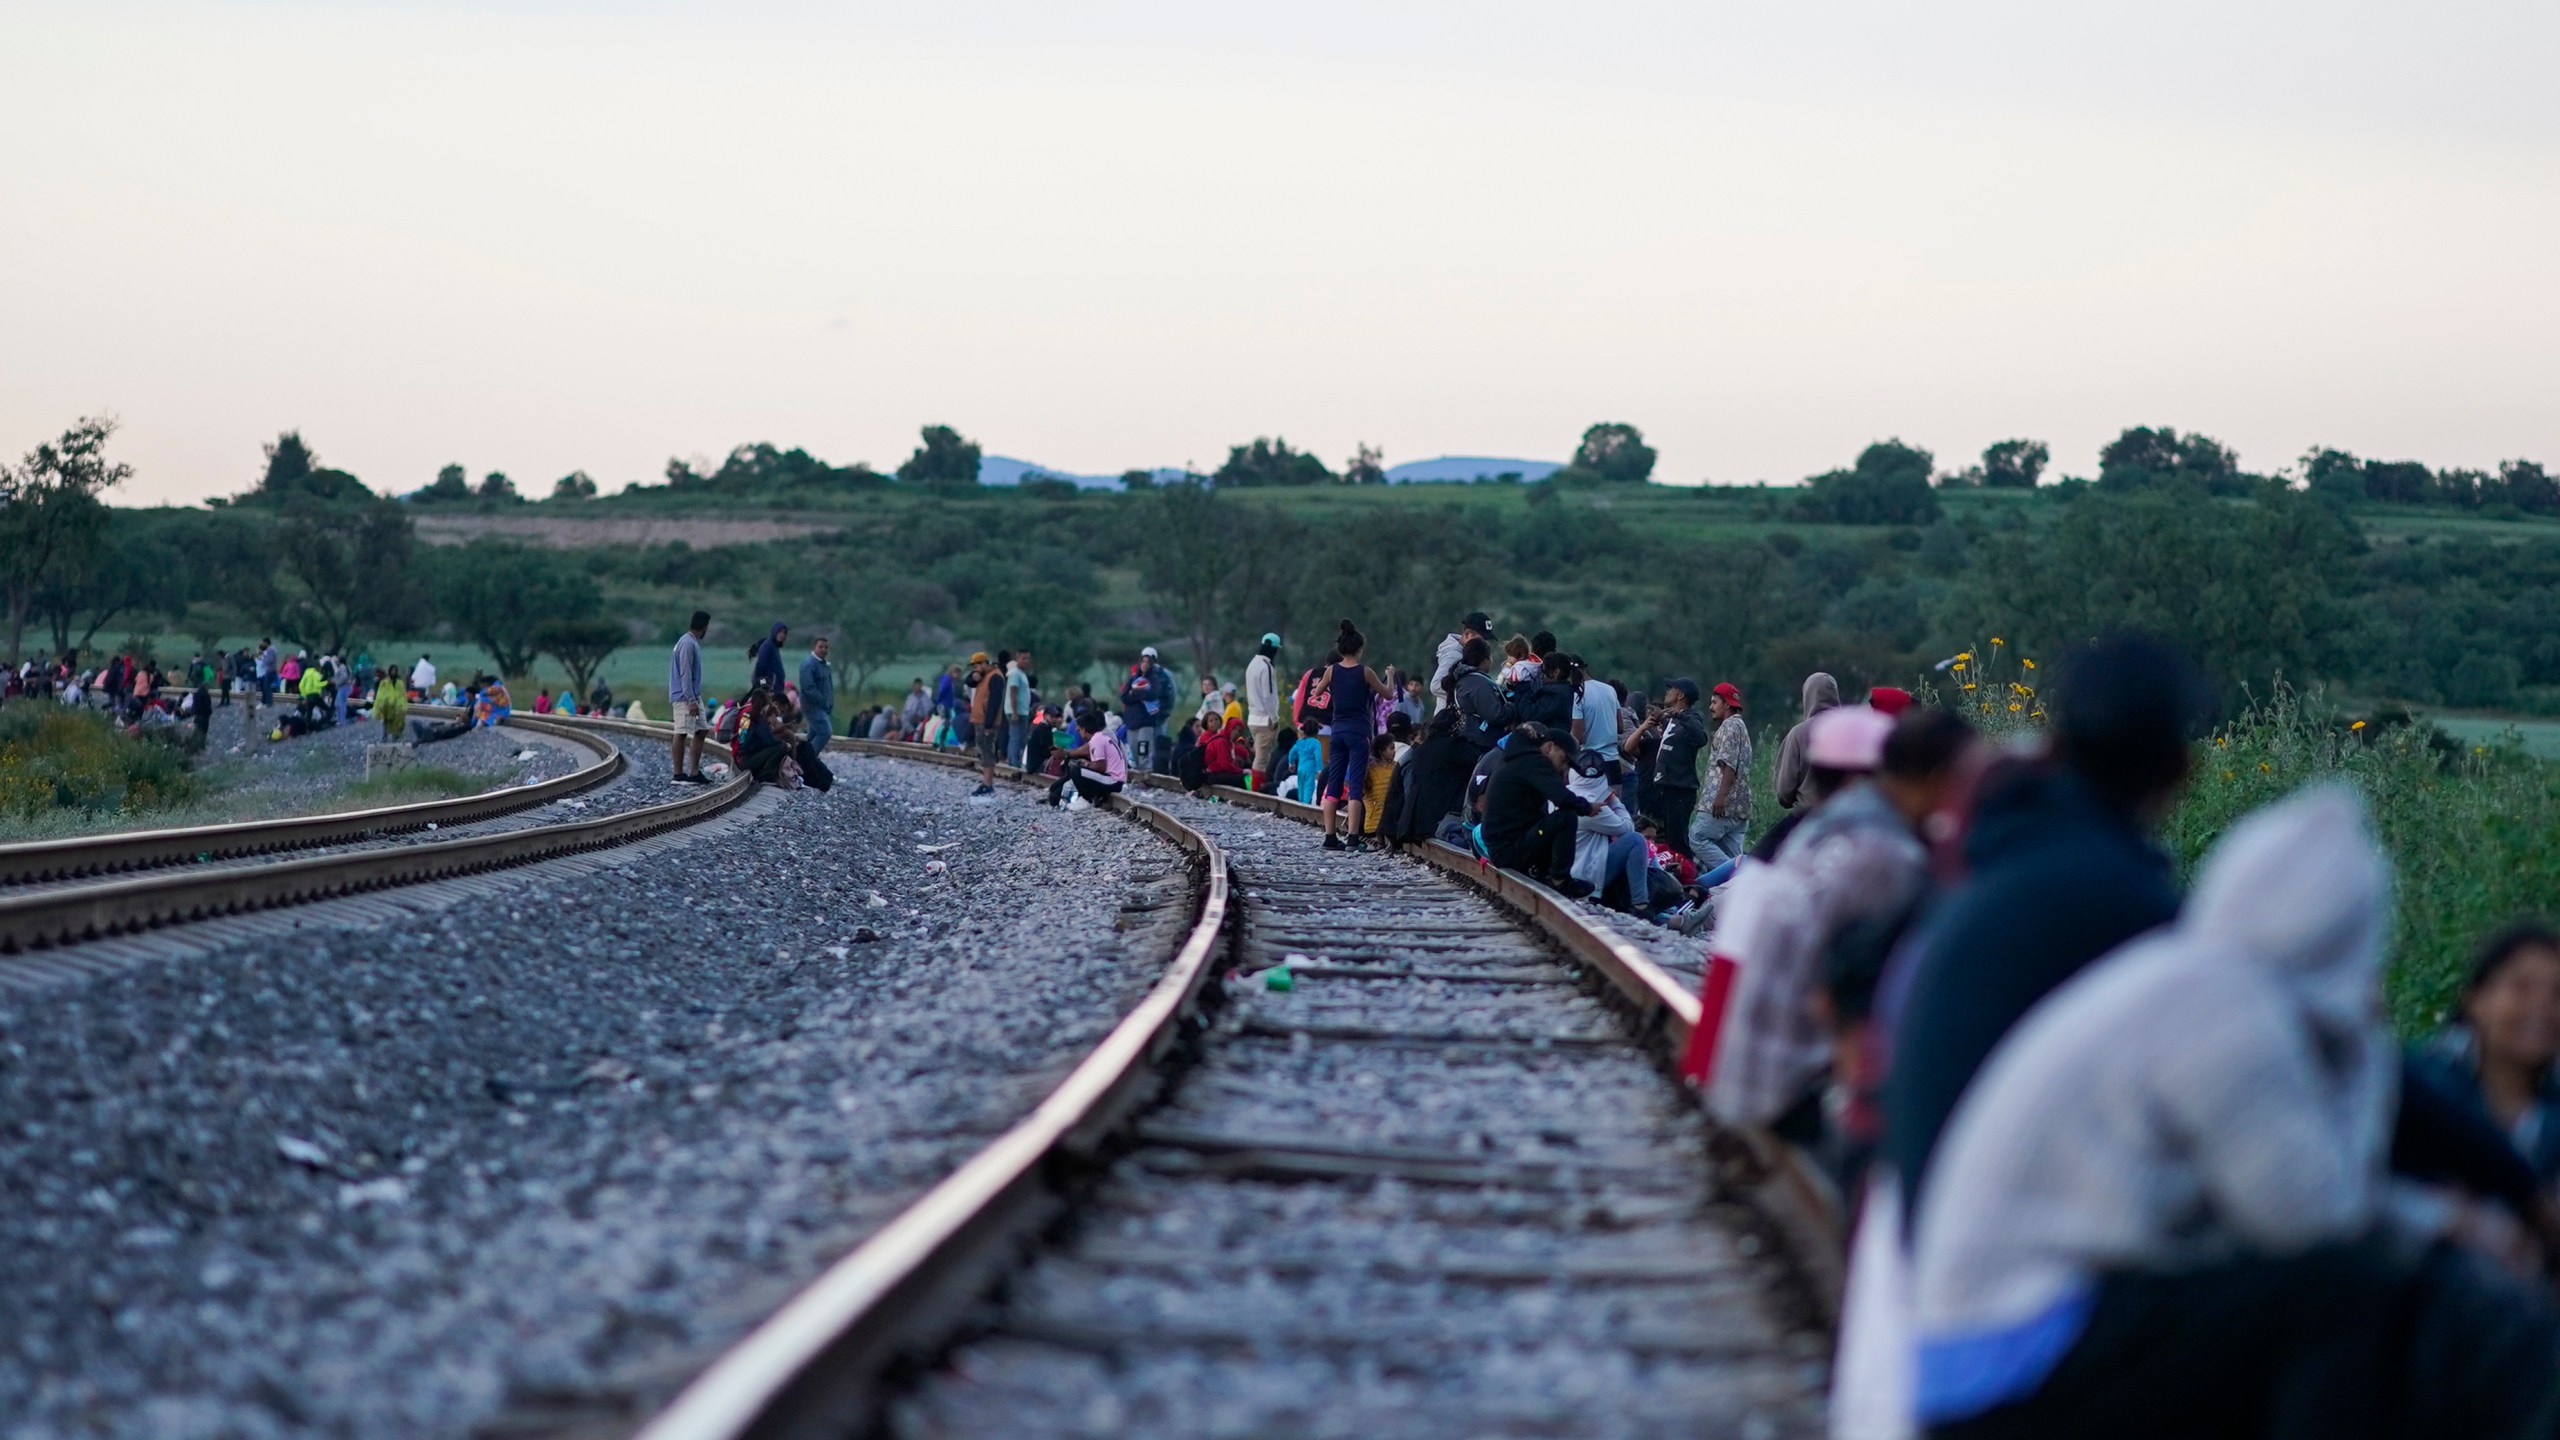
1066, 793, 1092, 812
1346, 837, 1371, 854
1322, 834, 1347, 852
970, 783, 994, 797
1554, 877, 1596, 901
671, 772, 705, 785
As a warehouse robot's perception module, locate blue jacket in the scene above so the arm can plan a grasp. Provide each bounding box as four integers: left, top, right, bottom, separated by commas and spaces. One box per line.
1883, 766, 2179, 1211
798, 652, 835, 715
751, 625, 787, 696
1120, 662, 1173, 725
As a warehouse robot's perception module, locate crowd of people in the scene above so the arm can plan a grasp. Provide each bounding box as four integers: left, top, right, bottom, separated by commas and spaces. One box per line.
783, 608, 2560, 1438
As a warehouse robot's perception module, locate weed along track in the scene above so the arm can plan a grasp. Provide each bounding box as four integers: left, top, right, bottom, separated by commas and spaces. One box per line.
641, 745, 1827, 1440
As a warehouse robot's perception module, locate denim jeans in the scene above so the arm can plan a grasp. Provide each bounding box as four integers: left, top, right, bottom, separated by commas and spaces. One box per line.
1007, 717, 1029, 769
1602, 829, 1650, 911
1690, 812, 1748, 869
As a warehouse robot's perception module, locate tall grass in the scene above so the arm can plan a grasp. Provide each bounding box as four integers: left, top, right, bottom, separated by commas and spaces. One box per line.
2168, 690, 2560, 1032
0, 704, 198, 821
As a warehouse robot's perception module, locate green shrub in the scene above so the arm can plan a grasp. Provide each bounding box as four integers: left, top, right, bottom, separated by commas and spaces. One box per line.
0, 704, 199, 819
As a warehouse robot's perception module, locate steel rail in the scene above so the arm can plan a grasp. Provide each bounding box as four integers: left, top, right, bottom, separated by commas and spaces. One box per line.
0, 757, 750, 956
0, 712, 625, 885
631, 738, 1229, 1440
631, 737, 1839, 1440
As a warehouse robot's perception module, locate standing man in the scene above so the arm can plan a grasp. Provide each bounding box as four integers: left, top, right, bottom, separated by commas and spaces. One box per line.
255, 638, 278, 707
751, 623, 788, 697
1005, 647, 1035, 769
1243, 633, 1283, 780
1120, 646, 1173, 775
799, 635, 837, 750
1430, 611, 1494, 713
970, 650, 1008, 796
1627, 677, 1710, 854
1691, 682, 1753, 867
669, 610, 711, 783
411, 653, 438, 700
1572, 659, 1625, 801
1772, 671, 1840, 810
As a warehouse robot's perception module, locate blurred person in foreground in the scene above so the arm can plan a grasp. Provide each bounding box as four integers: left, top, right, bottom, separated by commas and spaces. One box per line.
1912, 786, 2560, 1439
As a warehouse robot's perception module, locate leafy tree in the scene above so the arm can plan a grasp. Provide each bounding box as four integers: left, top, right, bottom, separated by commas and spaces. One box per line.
241, 431, 368, 504
2494, 460, 2559, 516
436, 537, 600, 678
34, 509, 180, 656
1567, 422, 1657, 484
2098, 426, 2247, 496
1139, 481, 1261, 673
477, 471, 522, 504
1214, 437, 1333, 487
536, 614, 625, 700
1941, 487, 2355, 695
1798, 440, 1941, 525
1980, 439, 2049, 490
421, 464, 471, 502
0, 417, 128, 663
551, 470, 598, 501
1119, 468, 1157, 491
978, 580, 1095, 682
2303, 447, 2367, 505
270, 496, 421, 656
2363, 460, 2433, 506
897, 425, 983, 486
809, 578, 929, 703
1344, 443, 1387, 485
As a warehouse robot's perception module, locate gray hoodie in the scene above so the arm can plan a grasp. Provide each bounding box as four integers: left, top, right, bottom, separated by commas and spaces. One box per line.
1773, 671, 1841, 809
1909, 785, 2397, 1423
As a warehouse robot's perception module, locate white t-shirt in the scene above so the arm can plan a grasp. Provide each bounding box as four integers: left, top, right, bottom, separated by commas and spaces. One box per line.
1575, 677, 1623, 762
411, 659, 436, 689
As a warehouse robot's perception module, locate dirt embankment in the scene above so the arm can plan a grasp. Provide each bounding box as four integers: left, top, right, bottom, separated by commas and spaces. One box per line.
411, 512, 840, 549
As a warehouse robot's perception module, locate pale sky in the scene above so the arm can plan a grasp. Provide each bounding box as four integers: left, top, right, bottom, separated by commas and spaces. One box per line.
6, 0, 2558, 505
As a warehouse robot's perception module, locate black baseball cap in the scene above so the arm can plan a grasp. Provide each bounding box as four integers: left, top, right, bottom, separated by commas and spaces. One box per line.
1668, 677, 1701, 703
1461, 611, 1492, 634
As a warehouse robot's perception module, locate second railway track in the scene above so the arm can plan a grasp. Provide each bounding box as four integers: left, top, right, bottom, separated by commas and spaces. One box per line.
641, 743, 1831, 1440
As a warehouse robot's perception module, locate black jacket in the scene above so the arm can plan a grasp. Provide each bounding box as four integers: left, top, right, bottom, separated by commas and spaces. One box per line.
1385, 714, 1476, 843
1450, 667, 1505, 751
1480, 746, 1594, 858
1510, 679, 1575, 733
1649, 707, 1709, 790
1883, 766, 2178, 1212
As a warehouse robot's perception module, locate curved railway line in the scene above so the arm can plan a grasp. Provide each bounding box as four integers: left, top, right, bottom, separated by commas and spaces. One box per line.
635, 739, 1839, 1440
0, 714, 748, 958
7, 714, 1839, 1434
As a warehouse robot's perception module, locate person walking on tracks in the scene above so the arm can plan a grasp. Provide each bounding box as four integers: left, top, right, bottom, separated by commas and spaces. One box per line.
799, 635, 836, 750
1314, 620, 1390, 852
669, 610, 713, 784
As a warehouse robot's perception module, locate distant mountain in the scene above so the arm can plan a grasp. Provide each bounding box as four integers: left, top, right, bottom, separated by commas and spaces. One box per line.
1384, 455, 1562, 484
975, 454, 1563, 488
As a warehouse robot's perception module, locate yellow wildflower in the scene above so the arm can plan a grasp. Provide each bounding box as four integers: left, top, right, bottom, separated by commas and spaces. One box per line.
1956, 651, 1973, 662
2223, 770, 2235, 780
2350, 720, 2366, 731
2008, 702, 2023, 713
2021, 658, 2035, 669
2259, 762, 2271, 772
1990, 637, 2004, 645
1962, 683, 1977, 691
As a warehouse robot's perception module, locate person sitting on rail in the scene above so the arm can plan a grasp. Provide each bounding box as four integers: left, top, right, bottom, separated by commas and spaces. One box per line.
1690, 705, 1913, 1147
1180, 710, 1245, 794
477, 679, 513, 728
1044, 706, 1129, 810
532, 687, 553, 715
1480, 722, 1598, 897
1379, 704, 1472, 851
1908, 787, 2560, 1440
1359, 713, 1409, 838
1566, 744, 1654, 914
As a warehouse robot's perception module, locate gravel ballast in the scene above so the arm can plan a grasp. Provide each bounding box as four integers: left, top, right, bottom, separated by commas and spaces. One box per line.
0, 759, 1190, 1439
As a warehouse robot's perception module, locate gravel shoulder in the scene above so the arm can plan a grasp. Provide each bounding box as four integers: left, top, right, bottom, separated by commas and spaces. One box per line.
0, 759, 1188, 1440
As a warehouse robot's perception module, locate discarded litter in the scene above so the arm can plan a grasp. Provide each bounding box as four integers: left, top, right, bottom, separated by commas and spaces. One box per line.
275, 1135, 331, 1168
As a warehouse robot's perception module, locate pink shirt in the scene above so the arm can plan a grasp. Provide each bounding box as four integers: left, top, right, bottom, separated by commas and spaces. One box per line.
1086, 730, 1129, 784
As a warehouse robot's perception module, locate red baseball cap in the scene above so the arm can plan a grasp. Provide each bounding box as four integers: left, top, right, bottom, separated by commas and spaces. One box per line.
1868, 685, 1914, 716
1711, 682, 1744, 708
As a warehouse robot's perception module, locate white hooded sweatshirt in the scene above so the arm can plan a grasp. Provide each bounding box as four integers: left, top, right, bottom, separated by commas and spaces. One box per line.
1908, 785, 2397, 1426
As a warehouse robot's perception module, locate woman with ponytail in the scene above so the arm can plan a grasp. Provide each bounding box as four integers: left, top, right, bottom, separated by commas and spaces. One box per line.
1315, 620, 1390, 852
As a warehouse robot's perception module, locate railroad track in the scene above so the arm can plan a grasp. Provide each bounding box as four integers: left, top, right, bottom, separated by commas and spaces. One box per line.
0, 715, 751, 957
634, 740, 1836, 1440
